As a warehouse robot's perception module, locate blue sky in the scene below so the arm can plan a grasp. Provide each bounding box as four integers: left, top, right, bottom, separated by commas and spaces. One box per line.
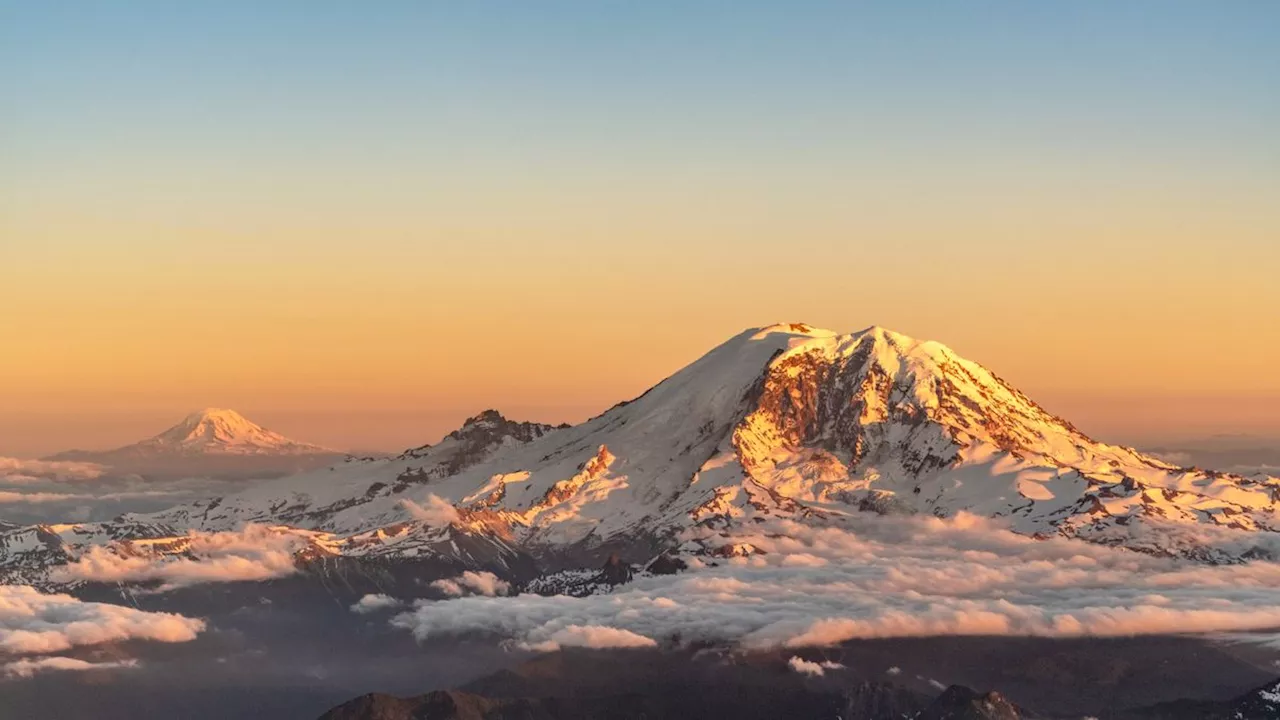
2, 1, 1278, 455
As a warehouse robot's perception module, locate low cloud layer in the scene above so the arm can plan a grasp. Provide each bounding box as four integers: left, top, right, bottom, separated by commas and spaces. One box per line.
350, 594, 403, 614
0, 457, 105, 484
787, 656, 843, 677
0, 457, 261, 525
51, 525, 308, 591
0, 585, 204, 655
431, 571, 510, 598
3, 656, 139, 678
391, 513, 1280, 652
522, 625, 658, 653
0, 489, 185, 505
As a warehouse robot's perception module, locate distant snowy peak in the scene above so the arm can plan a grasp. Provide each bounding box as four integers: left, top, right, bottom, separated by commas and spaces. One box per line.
132, 408, 334, 456
166, 408, 268, 442
49, 408, 337, 462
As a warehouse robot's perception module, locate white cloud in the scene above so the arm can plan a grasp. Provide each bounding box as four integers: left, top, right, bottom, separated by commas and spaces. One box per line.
1145, 451, 1194, 467
524, 625, 658, 653
350, 594, 403, 614
0, 489, 186, 505
787, 656, 843, 677
1233, 464, 1280, 477
431, 571, 510, 597
400, 495, 459, 526
886, 666, 901, 676
0, 457, 104, 485
3, 656, 139, 678
51, 525, 308, 590
389, 512, 1280, 652
0, 469, 257, 525
0, 585, 204, 655
0, 491, 93, 504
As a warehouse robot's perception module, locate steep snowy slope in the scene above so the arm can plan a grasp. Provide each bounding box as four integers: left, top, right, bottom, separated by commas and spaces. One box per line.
7, 324, 1279, 587
139, 325, 809, 541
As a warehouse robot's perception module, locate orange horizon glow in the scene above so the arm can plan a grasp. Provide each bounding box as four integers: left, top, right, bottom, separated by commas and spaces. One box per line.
2, 312, 1278, 457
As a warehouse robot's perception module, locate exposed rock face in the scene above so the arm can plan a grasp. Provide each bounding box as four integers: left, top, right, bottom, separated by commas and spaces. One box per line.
317, 691, 495, 720
733, 327, 1085, 478
919, 685, 1023, 719
1228, 678, 1280, 719
599, 553, 633, 585
403, 410, 565, 470
839, 681, 932, 718
645, 553, 687, 575
318, 673, 1030, 720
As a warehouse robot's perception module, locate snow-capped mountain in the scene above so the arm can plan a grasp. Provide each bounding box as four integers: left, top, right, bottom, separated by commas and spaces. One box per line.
52, 408, 335, 458
45, 408, 345, 478
7, 324, 1280, 587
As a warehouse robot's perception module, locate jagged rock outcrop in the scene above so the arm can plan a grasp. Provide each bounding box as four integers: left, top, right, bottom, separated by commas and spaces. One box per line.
839, 681, 932, 718
645, 553, 687, 575
318, 677, 1032, 720
919, 685, 1024, 719
599, 553, 633, 585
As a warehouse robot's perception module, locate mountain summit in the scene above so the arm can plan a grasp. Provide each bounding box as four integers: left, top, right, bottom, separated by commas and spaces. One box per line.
143, 408, 334, 456
47, 408, 341, 478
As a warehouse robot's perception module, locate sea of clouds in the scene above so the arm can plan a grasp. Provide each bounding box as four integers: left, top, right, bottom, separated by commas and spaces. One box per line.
0, 456, 259, 524
387, 512, 1280, 652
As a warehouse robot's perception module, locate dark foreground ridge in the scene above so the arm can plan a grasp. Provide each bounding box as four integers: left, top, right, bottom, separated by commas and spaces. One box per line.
316, 641, 1280, 720
321, 675, 1280, 720
318, 650, 1042, 720
318, 683, 1033, 720
1125, 676, 1280, 719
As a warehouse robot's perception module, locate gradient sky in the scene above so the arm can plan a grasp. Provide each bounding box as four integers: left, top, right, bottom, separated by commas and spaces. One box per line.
2, 1, 1278, 457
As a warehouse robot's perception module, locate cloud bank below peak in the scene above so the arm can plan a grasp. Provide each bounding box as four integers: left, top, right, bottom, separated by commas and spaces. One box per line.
0, 585, 204, 656
389, 513, 1280, 652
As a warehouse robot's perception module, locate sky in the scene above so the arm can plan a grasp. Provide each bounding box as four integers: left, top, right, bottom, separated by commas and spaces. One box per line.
1, 1, 1277, 457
